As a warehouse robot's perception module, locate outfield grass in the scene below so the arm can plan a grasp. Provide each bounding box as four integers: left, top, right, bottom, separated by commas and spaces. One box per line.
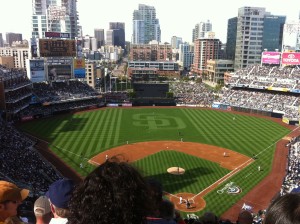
19, 108, 290, 216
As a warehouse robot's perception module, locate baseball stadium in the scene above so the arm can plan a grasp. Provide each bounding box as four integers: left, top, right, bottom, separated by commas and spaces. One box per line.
18, 106, 294, 217
1, 59, 300, 223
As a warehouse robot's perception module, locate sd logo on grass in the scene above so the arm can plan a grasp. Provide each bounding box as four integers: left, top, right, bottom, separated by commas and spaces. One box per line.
132, 113, 186, 130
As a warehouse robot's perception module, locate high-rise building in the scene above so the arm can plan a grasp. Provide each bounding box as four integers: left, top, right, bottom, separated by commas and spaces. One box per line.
6, 33, 23, 46
171, 36, 183, 49
90, 37, 97, 51
94, 28, 105, 48
178, 42, 194, 70
0, 33, 3, 47
132, 20, 145, 44
297, 11, 300, 50
227, 7, 286, 68
109, 22, 125, 30
106, 30, 114, 46
225, 17, 237, 60
132, 4, 161, 44
262, 15, 286, 52
234, 7, 267, 70
109, 22, 125, 48
0, 46, 29, 69
192, 37, 222, 75
83, 35, 91, 49
31, 0, 79, 39
192, 20, 212, 42
130, 42, 172, 61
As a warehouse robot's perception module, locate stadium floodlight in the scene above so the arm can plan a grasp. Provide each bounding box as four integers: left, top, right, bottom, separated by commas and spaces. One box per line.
47, 5, 67, 32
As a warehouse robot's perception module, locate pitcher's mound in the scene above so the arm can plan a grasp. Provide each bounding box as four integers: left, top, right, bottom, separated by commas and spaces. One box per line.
167, 167, 185, 175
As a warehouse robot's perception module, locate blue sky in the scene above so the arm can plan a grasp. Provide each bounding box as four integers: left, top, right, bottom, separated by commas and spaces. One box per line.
0, 0, 299, 43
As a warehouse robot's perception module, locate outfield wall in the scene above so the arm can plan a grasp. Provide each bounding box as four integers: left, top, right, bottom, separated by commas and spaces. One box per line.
210, 103, 297, 124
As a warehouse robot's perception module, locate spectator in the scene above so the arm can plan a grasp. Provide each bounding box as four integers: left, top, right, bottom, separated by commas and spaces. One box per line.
157, 200, 177, 224
236, 210, 253, 224
34, 196, 52, 224
0, 120, 62, 194
0, 181, 29, 224
147, 178, 164, 217
201, 211, 218, 224
46, 179, 75, 224
264, 193, 300, 224
68, 160, 152, 224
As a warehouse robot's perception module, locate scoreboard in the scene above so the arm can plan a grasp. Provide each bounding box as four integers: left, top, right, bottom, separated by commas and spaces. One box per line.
39, 39, 76, 57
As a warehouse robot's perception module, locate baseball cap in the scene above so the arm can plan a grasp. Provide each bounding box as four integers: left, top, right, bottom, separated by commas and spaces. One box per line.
0, 181, 29, 203
46, 179, 75, 209
34, 196, 51, 216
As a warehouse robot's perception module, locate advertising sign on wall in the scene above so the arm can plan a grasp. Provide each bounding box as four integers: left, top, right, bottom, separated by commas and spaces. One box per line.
30, 38, 38, 58
45, 32, 70, 39
281, 52, 300, 65
47, 64, 72, 81
76, 38, 83, 58
39, 39, 76, 57
261, 52, 281, 64
73, 59, 86, 78
29, 59, 45, 83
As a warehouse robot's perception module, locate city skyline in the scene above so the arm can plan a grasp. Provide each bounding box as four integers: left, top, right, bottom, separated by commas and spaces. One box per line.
0, 0, 299, 43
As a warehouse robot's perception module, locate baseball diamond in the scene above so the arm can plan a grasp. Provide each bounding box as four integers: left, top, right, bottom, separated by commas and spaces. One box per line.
19, 107, 294, 218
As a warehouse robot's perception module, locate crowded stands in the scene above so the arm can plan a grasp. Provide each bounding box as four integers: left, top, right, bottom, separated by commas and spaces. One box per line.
280, 136, 300, 196
32, 81, 99, 103
169, 82, 218, 106
0, 119, 62, 194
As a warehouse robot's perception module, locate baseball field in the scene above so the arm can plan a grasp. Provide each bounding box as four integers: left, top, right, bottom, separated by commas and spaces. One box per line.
19, 107, 291, 216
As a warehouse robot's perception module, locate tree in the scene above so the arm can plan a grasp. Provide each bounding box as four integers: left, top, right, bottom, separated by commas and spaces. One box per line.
166, 92, 174, 98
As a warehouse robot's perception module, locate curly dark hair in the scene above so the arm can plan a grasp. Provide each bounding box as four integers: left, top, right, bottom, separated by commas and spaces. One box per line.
264, 193, 300, 224
67, 160, 152, 224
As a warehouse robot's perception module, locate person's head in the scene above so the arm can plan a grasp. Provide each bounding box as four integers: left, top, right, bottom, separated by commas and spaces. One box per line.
68, 160, 152, 224
34, 196, 53, 224
0, 181, 29, 222
3, 216, 24, 224
159, 199, 175, 220
146, 178, 163, 215
46, 179, 75, 219
237, 210, 253, 224
201, 211, 218, 224
264, 193, 300, 224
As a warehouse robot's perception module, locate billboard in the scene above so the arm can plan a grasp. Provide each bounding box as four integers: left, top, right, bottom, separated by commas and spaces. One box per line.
30, 38, 38, 58
261, 52, 281, 64
39, 39, 76, 57
45, 32, 70, 39
76, 38, 83, 58
73, 59, 86, 78
28, 59, 46, 83
281, 52, 300, 65
47, 64, 72, 81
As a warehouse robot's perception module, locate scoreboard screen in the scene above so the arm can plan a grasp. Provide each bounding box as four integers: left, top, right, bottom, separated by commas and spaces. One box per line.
39, 39, 76, 57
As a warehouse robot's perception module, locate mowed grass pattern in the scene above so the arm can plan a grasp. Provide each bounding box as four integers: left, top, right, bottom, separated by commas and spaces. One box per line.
19, 108, 290, 215
134, 150, 229, 194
